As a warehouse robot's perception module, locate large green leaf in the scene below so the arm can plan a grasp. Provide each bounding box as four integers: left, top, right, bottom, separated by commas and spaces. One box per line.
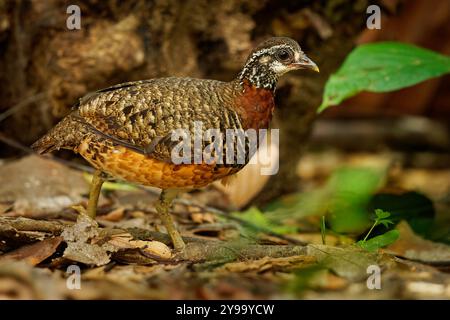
357, 230, 400, 252
318, 42, 450, 112
265, 166, 385, 234
232, 207, 297, 235
369, 191, 435, 237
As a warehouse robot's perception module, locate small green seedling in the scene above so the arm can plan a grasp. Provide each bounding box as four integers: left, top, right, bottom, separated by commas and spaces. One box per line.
357, 209, 399, 252
320, 216, 326, 245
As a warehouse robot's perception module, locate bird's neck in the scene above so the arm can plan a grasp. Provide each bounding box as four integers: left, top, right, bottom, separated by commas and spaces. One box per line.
230, 60, 278, 130
237, 61, 278, 91
232, 78, 276, 131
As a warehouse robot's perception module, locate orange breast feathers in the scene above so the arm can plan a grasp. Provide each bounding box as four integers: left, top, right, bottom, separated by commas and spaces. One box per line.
78, 137, 235, 189
235, 81, 275, 130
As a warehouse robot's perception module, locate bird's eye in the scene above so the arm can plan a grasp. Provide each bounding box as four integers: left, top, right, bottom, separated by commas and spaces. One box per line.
277, 49, 292, 62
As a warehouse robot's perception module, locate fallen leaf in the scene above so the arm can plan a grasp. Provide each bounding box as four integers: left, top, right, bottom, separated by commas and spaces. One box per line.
61, 214, 116, 266
386, 221, 450, 263
107, 233, 172, 259
0, 261, 62, 299
99, 207, 125, 222
0, 237, 63, 266
307, 244, 380, 281
0, 155, 88, 216
130, 240, 172, 259
107, 232, 135, 249
190, 212, 216, 224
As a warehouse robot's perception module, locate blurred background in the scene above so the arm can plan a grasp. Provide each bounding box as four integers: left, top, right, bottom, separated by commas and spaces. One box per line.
0, 0, 449, 200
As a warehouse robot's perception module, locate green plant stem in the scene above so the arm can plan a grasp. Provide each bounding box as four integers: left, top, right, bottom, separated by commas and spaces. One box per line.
320, 216, 326, 245
362, 221, 378, 242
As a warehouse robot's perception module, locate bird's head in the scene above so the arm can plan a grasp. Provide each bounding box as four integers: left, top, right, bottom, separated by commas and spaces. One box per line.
238, 37, 319, 90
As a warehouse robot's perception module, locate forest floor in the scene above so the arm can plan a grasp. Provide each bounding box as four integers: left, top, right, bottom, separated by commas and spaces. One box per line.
0, 127, 450, 299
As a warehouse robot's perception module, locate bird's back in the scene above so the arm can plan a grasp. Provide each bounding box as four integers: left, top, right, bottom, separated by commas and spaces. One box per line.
33, 77, 244, 161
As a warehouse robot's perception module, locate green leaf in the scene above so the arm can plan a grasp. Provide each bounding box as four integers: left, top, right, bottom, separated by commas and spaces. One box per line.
357, 230, 400, 252
265, 166, 385, 234
379, 220, 394, 228
232, 207, 297, 235
375, 209, 390, 220
327, 167, 383, 233
318, 42, 450, 112
369, 192, 435, 237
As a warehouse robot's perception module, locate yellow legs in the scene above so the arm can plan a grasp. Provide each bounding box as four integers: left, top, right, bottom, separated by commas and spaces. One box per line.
155, 189, 185, 251
86, 172, 185, 251
87, 169, 106, 219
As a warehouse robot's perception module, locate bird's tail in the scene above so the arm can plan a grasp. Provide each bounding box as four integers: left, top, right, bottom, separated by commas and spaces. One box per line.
31, 132, 58, 154
31, 115, 84, 154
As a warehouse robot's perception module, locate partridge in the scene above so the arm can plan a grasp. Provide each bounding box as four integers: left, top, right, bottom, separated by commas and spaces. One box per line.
32, 37, 319, 250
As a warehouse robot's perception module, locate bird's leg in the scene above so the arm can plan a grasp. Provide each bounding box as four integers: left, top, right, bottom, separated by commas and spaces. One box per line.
86, 169, 106, 219
155, 189, 185, 251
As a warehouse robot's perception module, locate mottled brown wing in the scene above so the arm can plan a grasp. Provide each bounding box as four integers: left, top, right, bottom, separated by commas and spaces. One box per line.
76, 77, 243, 163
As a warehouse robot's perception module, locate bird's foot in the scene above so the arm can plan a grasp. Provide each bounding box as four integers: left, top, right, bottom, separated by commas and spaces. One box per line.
170, 232, 186, 252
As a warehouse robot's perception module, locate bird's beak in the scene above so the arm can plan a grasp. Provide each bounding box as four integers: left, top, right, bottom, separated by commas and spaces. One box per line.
291, 55, 320, 73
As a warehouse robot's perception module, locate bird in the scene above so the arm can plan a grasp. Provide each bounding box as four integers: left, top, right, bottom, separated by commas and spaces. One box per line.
31, 37, 319, 251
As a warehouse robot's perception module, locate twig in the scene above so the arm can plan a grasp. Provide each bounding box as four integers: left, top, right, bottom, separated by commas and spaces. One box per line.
126, 226, 212, 245
180, 242, 308, 262
0, 216, 310, 263
138, 248, 180, 265
0, 216, 70, 234
0, 93, 46, 123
